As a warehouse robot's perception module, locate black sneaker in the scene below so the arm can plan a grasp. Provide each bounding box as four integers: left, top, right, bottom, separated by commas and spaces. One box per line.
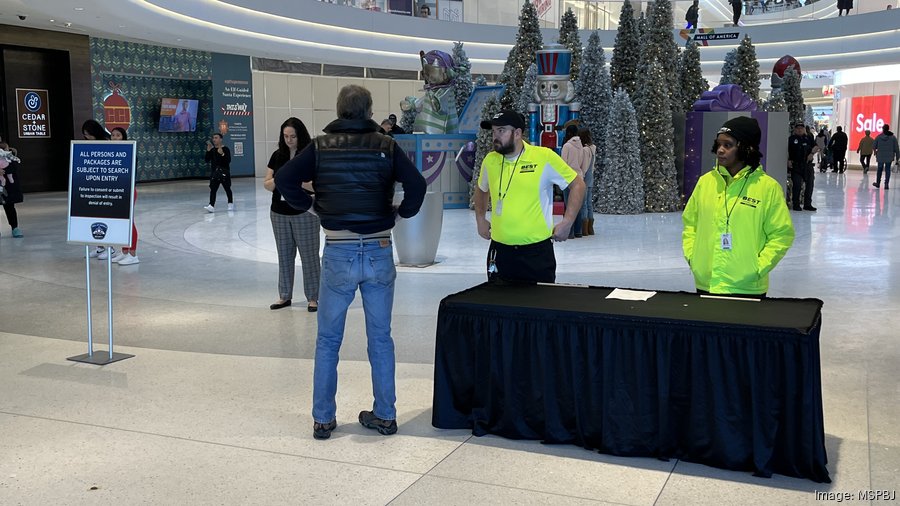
873, 182, 880, 188
358, 410, 397, 435
803, 205, 817, 211
313, 419, 337, 440
792, 205, 802, 211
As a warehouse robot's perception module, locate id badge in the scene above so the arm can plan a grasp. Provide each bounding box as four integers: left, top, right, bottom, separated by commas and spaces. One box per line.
495, 198, 503, 216
720, 233, 732, 250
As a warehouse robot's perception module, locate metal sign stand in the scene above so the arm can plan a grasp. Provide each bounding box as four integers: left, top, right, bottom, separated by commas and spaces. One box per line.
67, 246, 134, 365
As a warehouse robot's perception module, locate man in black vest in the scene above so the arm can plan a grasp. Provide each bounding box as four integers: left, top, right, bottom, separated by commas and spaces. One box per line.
276, 85, 426, 440
788, 122, 818, 211
828, 125, 849, 173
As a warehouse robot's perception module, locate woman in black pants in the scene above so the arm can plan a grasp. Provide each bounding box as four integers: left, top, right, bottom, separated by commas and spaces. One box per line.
204, 133, 233, 212
0, 142, 23, 238
730, 0, 743, 25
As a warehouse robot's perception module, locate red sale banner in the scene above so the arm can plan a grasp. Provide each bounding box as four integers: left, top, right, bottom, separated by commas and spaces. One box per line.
850, 95, 893, 148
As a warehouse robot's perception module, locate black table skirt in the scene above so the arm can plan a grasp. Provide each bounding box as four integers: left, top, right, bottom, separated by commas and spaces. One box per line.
432, 283, 830, 483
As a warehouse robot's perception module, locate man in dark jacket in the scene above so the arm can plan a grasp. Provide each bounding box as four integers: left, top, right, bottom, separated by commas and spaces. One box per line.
685, 0, 700, 28
873, 124, 900, 189
275, 85, 426, 440
828, 126, 849, 173
788, 122, 818, 211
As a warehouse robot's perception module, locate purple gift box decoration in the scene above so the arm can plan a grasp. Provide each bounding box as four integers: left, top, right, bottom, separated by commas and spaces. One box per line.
692, 84, 758, 112
684, 85, 776, 199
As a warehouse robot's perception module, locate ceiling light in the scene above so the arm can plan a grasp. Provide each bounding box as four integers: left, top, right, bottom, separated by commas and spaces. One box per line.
74, 7, 84, 11
49, 19, 55, 22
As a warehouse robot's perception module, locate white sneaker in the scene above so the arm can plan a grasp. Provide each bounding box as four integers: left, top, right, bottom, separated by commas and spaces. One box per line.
111, 251, 128, 263
204, 205, 215, 213
97, 247, 115, 260
118, 254, 140, 265
227, 203, 234, 211
89, 246, 103, 258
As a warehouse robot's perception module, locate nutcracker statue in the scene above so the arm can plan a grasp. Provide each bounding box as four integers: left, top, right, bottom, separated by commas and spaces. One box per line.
528, 44, 580, 152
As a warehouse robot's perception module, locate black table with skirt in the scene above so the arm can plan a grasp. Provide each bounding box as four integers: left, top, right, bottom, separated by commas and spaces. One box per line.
432, 282, 830, 483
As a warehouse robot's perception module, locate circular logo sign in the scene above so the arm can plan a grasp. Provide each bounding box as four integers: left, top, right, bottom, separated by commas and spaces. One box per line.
24, 92, 41, 112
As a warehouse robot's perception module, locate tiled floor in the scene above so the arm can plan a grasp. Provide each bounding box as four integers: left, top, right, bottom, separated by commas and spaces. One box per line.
0, 170, 897, 504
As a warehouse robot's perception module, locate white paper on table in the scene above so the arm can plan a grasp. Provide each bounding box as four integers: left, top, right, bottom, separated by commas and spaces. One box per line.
605, 288, 657, 301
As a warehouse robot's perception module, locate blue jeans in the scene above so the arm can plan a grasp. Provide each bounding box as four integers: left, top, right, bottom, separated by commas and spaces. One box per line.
876, 160, 892, 186
312, 240, 397, 424
581, 167, 594, 221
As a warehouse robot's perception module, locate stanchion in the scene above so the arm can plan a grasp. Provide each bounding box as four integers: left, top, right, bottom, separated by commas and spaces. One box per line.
68, 246, 134, 365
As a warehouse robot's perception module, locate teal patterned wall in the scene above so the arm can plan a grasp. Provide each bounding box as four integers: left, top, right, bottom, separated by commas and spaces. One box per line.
90, 38, 214, 181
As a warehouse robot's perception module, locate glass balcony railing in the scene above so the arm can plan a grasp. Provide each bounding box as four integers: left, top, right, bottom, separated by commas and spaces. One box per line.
316, 0, 899, 30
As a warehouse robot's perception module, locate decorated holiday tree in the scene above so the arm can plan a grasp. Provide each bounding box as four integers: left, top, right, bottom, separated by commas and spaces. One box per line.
469, 93, 502, 208
452, 41, 474, 116
731, 35, 761, 104
558, 7, 582, 82
399, 100, 418, 133
497, 0, 543, 110
782, 65, 805, 125
643, 0, 682, 115
475, 75, 488, 87
575, 31, 612, 203
598, 89, 644, 215
515, 63, 539, 117
761, 91, 787, 112
679, 40, 709, 112
636, 61, 681, 212
720, 49, 737, 85
611, 0, 640, 99
805, 105, 815, 128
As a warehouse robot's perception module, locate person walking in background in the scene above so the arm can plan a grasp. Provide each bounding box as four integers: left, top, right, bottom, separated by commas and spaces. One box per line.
579, 127, 597, 236
729, 0, 743, 26
475, 110, 585, 284
107, 127, 140, 265
837, 0, 853, 15
204, 133, 233, 212
815, 128, 828, 172
829, 125, 848, 173
560, 124, 585, 238
81, 120, 116, 259
682, 117, 794, 297
263, 117, 321, 312
857, 129, 874, 174
685, 0, 700, 29
275, 85, 426, 440
788, 122, 818, 211
0, 142, 23, 238
873, 124, 900, 190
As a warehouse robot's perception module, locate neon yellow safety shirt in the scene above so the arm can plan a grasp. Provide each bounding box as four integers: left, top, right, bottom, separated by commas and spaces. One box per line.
478, 142, 578, 245
682, 165, 795, 295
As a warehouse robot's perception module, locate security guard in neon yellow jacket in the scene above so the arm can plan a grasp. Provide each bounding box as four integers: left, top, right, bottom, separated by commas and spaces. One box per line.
682, 116, 795, 296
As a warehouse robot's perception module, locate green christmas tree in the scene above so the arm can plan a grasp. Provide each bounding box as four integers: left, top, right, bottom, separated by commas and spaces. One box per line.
598, 89, 644, 215
575, 31, 612, 204
399, 99, 418, 133
452, 41, 474, 116
611, 0, 640, 99
497, 0, 543, 110
558, 7, 582, 82
636, 61, 681, 212
731, 35, 761, 104
470, 93, 502, 208
643, 0, 682, 115
761, 91, 787, 113
720, 49, 737, 85
805, 105, 815, 128
782, 65, 805, 125
679, 40, 709, 112
515, 63, 539, 118
475, 75, 488, 87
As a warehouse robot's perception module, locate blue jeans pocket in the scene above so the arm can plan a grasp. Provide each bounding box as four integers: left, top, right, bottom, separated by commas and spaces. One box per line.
323, 254, 353, 287
368, 250, 396, 287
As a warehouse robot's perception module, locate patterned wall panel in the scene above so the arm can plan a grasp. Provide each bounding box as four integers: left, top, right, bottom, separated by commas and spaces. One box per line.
90, 38, 214, 181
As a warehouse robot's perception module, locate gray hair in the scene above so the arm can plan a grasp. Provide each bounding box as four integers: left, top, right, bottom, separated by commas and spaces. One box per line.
336, 85, 372, 120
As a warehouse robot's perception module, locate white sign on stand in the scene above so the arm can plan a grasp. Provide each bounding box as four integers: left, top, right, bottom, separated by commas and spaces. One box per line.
66, 140, 137, 365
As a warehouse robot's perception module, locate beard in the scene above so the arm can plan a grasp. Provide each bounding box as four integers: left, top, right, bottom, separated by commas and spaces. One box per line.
493, 138, 515, 155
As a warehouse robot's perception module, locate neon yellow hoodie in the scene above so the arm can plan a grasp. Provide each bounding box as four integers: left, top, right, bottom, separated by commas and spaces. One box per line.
682, 165, 795, 295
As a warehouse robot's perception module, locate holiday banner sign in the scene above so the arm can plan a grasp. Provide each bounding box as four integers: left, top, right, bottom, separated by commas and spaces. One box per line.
67, 141, 136, 246
16, 88, 51, 138
211, 53, 255, 176
850, 95, 893, 148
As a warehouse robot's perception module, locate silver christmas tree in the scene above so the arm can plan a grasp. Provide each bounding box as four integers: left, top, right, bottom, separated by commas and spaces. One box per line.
636, 61, 681, 212
575, 31, 612, 208
719, 49, 737, 85
731, 35, 761, 104
643, 0, 683, 116
515, 63, 538, 118
475, 75, 488, 87
782, 65, 805, 125
497, 0, 543, 110
611, 0, 640, 99
558, 7, 582, 82
598, 89, 644, 214
452, 41, 474, 116
679, 40, 709, 112
469, 93, 502, 208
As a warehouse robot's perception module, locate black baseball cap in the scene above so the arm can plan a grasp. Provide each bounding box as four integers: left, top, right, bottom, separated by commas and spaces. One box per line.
480, 110, 526, 131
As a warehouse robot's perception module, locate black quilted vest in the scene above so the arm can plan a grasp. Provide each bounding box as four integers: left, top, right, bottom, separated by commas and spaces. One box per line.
313, 118, 395, 232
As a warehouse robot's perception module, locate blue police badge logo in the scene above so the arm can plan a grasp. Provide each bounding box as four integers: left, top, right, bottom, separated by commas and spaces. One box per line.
91, 222, 108, 240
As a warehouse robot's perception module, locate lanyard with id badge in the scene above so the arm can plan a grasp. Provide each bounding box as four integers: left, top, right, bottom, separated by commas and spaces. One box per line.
495, 150, 523, 217
721, 168, 751, 251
